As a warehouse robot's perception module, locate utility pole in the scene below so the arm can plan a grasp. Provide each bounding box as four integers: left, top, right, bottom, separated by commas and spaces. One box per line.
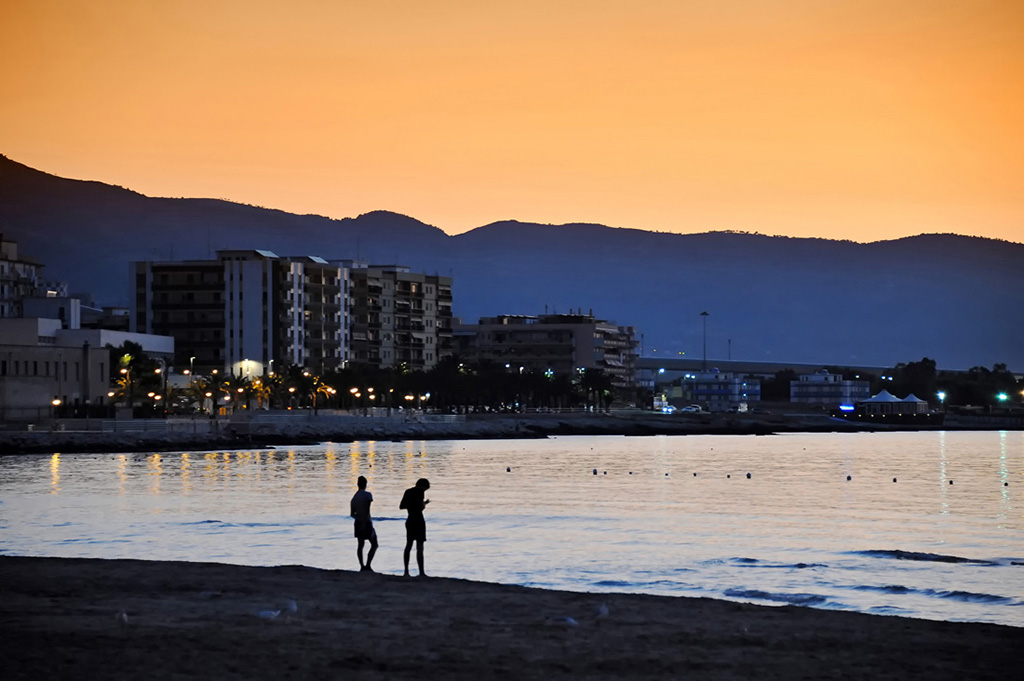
700, 311, 709, 371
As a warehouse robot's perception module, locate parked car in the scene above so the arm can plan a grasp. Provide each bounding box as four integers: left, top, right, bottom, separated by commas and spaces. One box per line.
680, 405, 702, 413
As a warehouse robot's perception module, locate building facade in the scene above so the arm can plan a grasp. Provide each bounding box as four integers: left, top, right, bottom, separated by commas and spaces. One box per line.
790, 369, 871, 407
455, 312, 638, 390
1, 233, 43, 319
132, 250, 348, 376
684, 369, 761, 411
346, 263, 453, 371
0, 318, 113, 420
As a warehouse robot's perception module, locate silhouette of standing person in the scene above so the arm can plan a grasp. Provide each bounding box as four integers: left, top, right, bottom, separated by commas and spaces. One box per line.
350, 475, 377, 572
400, 478, 431, 577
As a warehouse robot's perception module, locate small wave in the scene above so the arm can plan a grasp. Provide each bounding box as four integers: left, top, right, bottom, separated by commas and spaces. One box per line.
867, 605, 912, 616
590, 578, 690, 591
851, 584, 913, 595
926, 589, 1013, 604
723, 588, 830, 606
856, 549, 994, 565
729, 557, 827, 570
848, 583, 1012, 604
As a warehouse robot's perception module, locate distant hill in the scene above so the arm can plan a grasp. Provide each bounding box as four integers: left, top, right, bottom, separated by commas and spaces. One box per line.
2, 154, 1022, 371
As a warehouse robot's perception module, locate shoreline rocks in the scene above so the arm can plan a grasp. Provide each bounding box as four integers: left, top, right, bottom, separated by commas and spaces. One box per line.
0, 410, 993, 455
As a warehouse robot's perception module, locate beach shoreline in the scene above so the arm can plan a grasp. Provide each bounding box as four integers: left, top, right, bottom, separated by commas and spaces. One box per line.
1, 555, 1017, 680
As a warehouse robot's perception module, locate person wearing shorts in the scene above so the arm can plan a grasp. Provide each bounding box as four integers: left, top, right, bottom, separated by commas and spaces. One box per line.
400, 478, 430, 577
350, 476, 377, 572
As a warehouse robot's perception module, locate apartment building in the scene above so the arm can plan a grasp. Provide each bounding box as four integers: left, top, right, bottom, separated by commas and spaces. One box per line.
132, 250, 348, 375
345, 262, 453, 371
790, 369, 870, 407
456, 312, 638, 390
1, 233, 44, 318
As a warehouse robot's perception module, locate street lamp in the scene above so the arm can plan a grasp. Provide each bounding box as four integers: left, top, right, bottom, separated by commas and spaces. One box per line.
937, 391, 946, 413
700, 311, 709, 372
154, 363, 167, 416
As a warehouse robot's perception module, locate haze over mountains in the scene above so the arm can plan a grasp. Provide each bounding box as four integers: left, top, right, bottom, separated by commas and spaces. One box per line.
2, 154, 1021, 371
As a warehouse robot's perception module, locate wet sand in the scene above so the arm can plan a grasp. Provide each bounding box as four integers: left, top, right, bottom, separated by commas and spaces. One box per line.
1, 556, 1017, 680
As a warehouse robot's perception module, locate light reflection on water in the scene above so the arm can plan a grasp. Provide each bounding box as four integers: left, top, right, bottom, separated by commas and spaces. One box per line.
1, 431, 1022, 627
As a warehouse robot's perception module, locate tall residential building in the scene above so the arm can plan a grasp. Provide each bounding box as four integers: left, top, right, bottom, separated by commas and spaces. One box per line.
455, 312, 638, 390
1, 233, 42, 318
345, 262, 453, 370
132, 250, 348, 375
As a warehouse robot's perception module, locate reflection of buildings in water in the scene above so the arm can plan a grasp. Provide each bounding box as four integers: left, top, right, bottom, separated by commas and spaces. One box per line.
998, 431, 1011, 513
286, 451, 296, 492
148, 453, 162, 496
324, 445, 338, 495
50, 453, 60, 494
181, 453, 191, 494
203, 452, 219, 485
116, 454, 128, 495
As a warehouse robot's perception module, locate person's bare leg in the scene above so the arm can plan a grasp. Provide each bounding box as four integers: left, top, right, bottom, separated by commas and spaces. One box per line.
403, 539, 413, 577
416, 540, 426, 577
356, 538, 366, 570
366, 535, 378, 571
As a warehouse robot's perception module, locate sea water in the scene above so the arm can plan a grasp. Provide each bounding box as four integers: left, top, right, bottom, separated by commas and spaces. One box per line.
1, 430, 1022, 627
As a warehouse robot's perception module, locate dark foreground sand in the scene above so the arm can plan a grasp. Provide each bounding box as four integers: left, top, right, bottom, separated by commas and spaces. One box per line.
0, 557, 1018, 680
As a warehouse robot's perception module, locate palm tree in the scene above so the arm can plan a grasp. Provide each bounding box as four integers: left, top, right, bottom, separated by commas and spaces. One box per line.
250, 377, 272, 410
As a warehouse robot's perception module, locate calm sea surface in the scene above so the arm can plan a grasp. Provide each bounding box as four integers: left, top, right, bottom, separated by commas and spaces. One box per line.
2, 431, 1022, 627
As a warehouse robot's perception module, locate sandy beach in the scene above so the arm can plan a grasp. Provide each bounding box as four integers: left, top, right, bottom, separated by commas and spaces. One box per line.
1, 556, 1018, 680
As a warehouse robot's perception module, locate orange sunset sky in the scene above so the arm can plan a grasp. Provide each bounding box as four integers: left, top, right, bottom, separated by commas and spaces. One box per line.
2, 1, 1022, 242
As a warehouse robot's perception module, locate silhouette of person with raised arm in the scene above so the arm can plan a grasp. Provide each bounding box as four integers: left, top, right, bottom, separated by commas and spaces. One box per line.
400, 478, 431, 577
350, 475, 377, 572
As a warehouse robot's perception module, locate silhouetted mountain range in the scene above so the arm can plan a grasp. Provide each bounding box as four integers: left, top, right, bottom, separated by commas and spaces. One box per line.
2, 154, 1022, 370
